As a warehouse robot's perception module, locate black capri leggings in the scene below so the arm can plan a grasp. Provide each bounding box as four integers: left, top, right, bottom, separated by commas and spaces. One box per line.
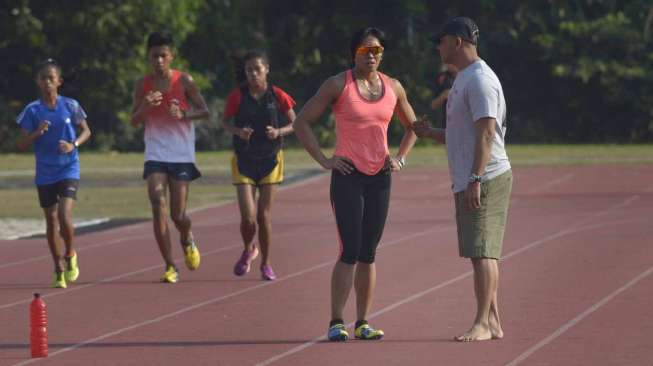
330, 168, 391, 264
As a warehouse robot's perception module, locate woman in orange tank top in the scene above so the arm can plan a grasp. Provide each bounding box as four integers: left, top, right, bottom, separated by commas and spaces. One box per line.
293, 27, 418, 341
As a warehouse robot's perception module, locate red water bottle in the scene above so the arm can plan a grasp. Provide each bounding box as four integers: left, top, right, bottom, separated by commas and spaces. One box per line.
30, 293, 48, 358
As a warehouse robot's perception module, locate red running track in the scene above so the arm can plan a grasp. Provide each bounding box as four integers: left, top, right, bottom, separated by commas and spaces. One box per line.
1, 165, 652, 366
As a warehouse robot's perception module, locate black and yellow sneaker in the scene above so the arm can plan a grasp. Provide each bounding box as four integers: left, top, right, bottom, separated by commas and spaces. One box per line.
327, 323, 349, 342
52, 271, 67, 288
354, 323, 384, 340
64, 252, 79, 282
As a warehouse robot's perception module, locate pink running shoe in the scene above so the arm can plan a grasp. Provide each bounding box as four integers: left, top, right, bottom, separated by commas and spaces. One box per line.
233, 246, 259, 276
261, 264, 277, 281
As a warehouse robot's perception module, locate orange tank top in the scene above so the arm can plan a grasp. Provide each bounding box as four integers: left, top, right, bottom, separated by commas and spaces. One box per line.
333, 70, 397, 175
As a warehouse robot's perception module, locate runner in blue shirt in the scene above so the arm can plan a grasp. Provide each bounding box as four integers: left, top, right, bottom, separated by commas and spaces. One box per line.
16, 59, 92, 289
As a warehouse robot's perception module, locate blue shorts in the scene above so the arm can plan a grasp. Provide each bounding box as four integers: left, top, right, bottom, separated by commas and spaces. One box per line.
143, 161, 201, 181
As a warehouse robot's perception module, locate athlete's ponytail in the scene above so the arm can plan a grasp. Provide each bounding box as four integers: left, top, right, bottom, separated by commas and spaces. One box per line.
230, 49, 248, 86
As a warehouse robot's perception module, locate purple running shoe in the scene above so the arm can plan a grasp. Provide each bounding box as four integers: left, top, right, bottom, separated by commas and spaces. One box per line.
260, 264, 277, 281
233, 246, 259, 276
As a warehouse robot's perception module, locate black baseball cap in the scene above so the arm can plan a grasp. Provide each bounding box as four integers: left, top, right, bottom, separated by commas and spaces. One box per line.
431, 17, 479, 45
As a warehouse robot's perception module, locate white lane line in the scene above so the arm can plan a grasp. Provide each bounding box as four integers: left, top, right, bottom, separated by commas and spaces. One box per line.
256, 268, 474, 366
8, 172, 646, 364
0, 174, 324, 269
586, 196, 637, 221
0, 226, 330, 311
526, 173, 574, 194
505, 265, 653, 366
187, 172, 327, 214
502, 197, 638, 262
254, 195, 642, 366
9, 225, 450, 366
121, 173, 326, 231
0, 234, 151, 270
0, 165, 320, 177
0, 241, 239, 311
2, 218, 111, 240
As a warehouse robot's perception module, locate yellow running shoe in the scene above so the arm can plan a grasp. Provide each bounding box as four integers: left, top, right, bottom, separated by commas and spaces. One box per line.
160, 266, 179, 283
64, 252, 79, 282
354, 323, 384, 340
184, 242, 200, 271
52, 271, 67, 288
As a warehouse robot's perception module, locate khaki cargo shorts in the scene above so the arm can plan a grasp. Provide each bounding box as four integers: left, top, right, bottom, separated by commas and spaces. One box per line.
454, 170, 513, 259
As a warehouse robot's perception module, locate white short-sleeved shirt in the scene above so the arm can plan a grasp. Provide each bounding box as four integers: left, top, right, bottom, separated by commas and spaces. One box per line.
445, 59, 511, 193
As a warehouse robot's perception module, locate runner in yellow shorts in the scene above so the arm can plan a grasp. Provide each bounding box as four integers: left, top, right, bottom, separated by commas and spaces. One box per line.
231, 149, 284, 186
221, 50, 297, 280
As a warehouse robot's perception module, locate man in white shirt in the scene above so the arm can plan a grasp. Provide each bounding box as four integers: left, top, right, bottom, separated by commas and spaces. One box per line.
414, 17, 513, 342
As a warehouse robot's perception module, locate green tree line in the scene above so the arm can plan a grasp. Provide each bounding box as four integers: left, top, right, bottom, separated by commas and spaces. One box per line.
1, 0, 652, 153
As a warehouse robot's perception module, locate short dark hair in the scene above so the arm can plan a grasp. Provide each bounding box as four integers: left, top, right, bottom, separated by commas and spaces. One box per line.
34, 58, 62, 77
146, 31, 174, 51
243, 50, 269, 66
349, 27, 386, 66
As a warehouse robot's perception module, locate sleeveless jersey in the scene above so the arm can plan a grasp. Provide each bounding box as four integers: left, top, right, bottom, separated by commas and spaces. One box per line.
332, 70, 397, 175
142, 70, 195, 163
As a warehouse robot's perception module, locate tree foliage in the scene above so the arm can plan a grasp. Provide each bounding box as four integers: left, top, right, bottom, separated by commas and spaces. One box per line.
1, 0, 651, 152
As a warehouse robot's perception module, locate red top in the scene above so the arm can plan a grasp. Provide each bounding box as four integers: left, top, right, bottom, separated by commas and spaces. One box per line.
142, 70, 189, 123
332, 70, 398, 175
141, 70, 196, 163
223, 86, 295, 118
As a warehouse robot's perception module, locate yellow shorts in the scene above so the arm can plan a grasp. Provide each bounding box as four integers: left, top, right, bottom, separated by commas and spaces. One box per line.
231, 150, 284, 186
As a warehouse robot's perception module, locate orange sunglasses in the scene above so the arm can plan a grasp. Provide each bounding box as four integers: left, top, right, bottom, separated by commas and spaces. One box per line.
355, 45, 384, 56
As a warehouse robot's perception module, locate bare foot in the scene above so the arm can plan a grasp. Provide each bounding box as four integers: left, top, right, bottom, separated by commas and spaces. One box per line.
454, 324, 492, 342
489, 322, 504, 340
489, 312, 504, 340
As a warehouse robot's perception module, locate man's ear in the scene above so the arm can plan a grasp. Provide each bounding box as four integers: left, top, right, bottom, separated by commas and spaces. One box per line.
455, 36, 464, 49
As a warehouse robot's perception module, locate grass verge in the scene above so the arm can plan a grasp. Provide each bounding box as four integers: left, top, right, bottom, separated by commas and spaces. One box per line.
1, 144, 651, 220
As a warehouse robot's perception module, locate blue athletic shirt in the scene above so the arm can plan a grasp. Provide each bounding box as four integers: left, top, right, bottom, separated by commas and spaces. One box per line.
16, 96, 87, 185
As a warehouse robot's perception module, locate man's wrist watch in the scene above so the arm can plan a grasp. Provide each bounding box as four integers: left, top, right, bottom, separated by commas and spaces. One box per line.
469, 173, 482, 184
73, 141, 79, 148
396, 156, 406, 169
